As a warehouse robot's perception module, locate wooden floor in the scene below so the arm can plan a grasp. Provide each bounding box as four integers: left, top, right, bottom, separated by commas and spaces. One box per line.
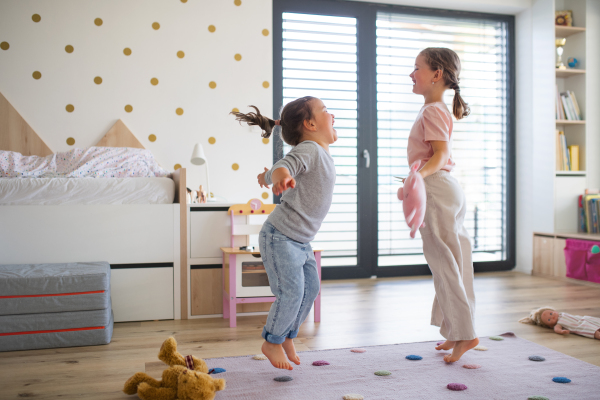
1, 271, 600, 399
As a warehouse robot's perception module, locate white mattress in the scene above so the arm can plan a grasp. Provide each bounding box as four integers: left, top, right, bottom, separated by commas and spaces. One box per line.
0, 178, 175, 205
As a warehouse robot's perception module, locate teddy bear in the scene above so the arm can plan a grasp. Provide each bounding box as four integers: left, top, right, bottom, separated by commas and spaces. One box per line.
123, 337, 225, 400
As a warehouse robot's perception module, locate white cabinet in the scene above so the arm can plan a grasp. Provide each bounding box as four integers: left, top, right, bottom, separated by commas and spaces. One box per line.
189, 206, 231, 259
111, 267, 174, 322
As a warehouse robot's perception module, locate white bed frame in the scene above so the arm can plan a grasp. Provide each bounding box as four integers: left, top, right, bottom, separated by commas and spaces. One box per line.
0, 100, 188, 322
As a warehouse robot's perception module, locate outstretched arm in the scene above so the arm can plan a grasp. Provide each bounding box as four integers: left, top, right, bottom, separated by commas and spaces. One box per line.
271, 167, 295, 195
554, 324, 570, 335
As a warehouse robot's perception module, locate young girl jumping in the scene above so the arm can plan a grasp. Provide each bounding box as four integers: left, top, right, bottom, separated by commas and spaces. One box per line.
232, 96, 337, 370
406, 47, 478, 362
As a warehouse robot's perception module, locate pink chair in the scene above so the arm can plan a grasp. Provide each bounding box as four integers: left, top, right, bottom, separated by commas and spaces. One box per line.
220, 199, 322, 327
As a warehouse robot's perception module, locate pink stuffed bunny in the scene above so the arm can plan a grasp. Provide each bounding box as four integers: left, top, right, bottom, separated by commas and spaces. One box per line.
397, 161, 427, 238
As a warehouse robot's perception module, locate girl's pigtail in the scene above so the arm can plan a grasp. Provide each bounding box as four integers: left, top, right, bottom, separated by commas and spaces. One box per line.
452, 84, 470, 120
230, 105, 276, 139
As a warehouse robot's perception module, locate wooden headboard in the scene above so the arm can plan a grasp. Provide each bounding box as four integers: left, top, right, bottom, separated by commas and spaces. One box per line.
0, 92, 53, 157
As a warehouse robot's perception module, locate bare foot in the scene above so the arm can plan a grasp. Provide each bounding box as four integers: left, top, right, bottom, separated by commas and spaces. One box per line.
282, 338, 301, 365
435, 340, 456, 351
595, 330, 600, 340
261, 341, 293, 370
443, 338, 479, 363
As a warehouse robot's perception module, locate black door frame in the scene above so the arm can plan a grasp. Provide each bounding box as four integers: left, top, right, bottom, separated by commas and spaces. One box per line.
272, 0, 516, 280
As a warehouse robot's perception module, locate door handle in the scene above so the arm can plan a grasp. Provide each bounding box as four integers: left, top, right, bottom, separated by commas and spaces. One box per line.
363, 149, 370, 168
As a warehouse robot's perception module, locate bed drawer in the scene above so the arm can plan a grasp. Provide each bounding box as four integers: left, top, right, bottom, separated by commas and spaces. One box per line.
110, 265, 173, 322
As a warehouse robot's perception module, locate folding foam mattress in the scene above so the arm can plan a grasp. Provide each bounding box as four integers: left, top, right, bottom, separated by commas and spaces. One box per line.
0, 262, 113, 352
0, 262, 110, 315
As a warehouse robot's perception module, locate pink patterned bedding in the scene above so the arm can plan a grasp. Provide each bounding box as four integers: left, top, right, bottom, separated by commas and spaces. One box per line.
0, 147, 170, 178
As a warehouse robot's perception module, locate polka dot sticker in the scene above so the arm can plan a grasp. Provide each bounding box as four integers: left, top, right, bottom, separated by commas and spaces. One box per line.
65, 45, 74, 53
94, 76, 102, 85
262, 81, 270, 88
125, 105, 133, 113
180, 0, 187, 3
123, 48, 132, 56
32, 14, 41, 23
232, 107, 239, 113
150, 78, 159, 85
1, 42, 9, 50
177, 50, 185, 58
152, 22, 160, 30
65, 104, 75, 113
234, 0, 242, 5
232, 163, 239, 171
208, 137, 216, 144
262, 138, 270, 144
209, 81, 217, 89
262, 29, 269, 36
66, 137, 75, 146
94, 18, 103, 26
32, 71, 41, 80
174, 164, 182, 170
148, 134, 157, 142
262, 192, 269, 199
234, 53, 242, 61
176, 108, 184, 116
208, 25, 216, 33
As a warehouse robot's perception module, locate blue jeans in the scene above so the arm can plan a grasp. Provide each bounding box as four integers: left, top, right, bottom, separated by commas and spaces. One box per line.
259, 221, 320, 344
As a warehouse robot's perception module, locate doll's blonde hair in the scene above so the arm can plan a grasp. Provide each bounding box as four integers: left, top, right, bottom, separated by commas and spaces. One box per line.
518, 306, 556, 328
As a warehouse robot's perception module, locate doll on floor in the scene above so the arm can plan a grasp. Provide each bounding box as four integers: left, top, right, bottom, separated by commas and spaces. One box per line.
519, 307, 600, 339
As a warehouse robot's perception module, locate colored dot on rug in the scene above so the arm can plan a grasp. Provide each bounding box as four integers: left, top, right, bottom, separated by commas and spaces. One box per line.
527, 396, 549, 400
489, 336, 504, 341
351, 348, 366, 353
406, 355, 422, 360
474, 345, 488, 351
500, 332, 516, 337
462, 364, 481, 369
529, 355, 545, 362
447, 383, 468, 391
208, 368, 226, 374
343, 394, 364, 400
374, 370, 392, 376
552, 377, 571, 384
274, 376, 293, 382
312, 360, 330, 366
252, 354, 267, 360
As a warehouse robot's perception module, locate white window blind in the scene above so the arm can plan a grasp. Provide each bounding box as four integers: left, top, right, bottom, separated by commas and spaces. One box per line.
376, 12, 509, 266
281, 12, 358, 267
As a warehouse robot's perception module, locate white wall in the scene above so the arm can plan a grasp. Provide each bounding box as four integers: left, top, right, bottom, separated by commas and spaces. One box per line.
0, 0, 273, 204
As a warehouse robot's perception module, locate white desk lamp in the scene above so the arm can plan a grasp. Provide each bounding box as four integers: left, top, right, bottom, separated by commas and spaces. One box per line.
190, 143, 216, 202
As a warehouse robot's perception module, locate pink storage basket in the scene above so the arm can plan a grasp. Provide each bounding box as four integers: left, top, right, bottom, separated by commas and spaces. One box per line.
585, 251, 600, 284
563, 239, 591, 281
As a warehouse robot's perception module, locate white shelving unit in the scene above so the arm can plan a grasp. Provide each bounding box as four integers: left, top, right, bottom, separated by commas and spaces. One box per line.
552, 0, 599, 233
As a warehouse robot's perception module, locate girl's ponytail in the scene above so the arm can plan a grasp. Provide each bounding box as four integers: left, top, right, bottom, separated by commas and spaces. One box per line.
451, 84, 470, 120
231, 106, 276, 139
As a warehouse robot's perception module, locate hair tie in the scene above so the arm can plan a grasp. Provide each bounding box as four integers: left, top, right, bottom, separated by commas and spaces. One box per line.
274, 120, 281, 126
454, 86, 460, 93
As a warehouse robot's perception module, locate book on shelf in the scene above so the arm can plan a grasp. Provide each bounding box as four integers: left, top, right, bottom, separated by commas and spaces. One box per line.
555, 87, 583, 120
580, 192, 600, 233
569, 145, 579, 171
555, 131, 580, 171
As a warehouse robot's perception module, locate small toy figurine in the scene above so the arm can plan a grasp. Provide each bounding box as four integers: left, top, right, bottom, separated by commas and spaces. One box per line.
397, 160, 427, 238
519, 306, 600, 339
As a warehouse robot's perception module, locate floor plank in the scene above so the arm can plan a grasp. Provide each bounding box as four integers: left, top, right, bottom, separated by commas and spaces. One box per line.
1, 271, 599, 399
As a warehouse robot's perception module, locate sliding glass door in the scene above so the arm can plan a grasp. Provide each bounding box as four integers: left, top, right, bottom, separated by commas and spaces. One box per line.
273, 0, 515, 279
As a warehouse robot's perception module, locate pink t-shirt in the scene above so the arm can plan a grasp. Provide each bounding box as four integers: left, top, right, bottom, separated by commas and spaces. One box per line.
407, 102, 455, 172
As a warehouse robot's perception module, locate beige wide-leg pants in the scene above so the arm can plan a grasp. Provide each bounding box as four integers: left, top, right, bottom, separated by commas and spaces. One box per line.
419, 170, 476, 341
